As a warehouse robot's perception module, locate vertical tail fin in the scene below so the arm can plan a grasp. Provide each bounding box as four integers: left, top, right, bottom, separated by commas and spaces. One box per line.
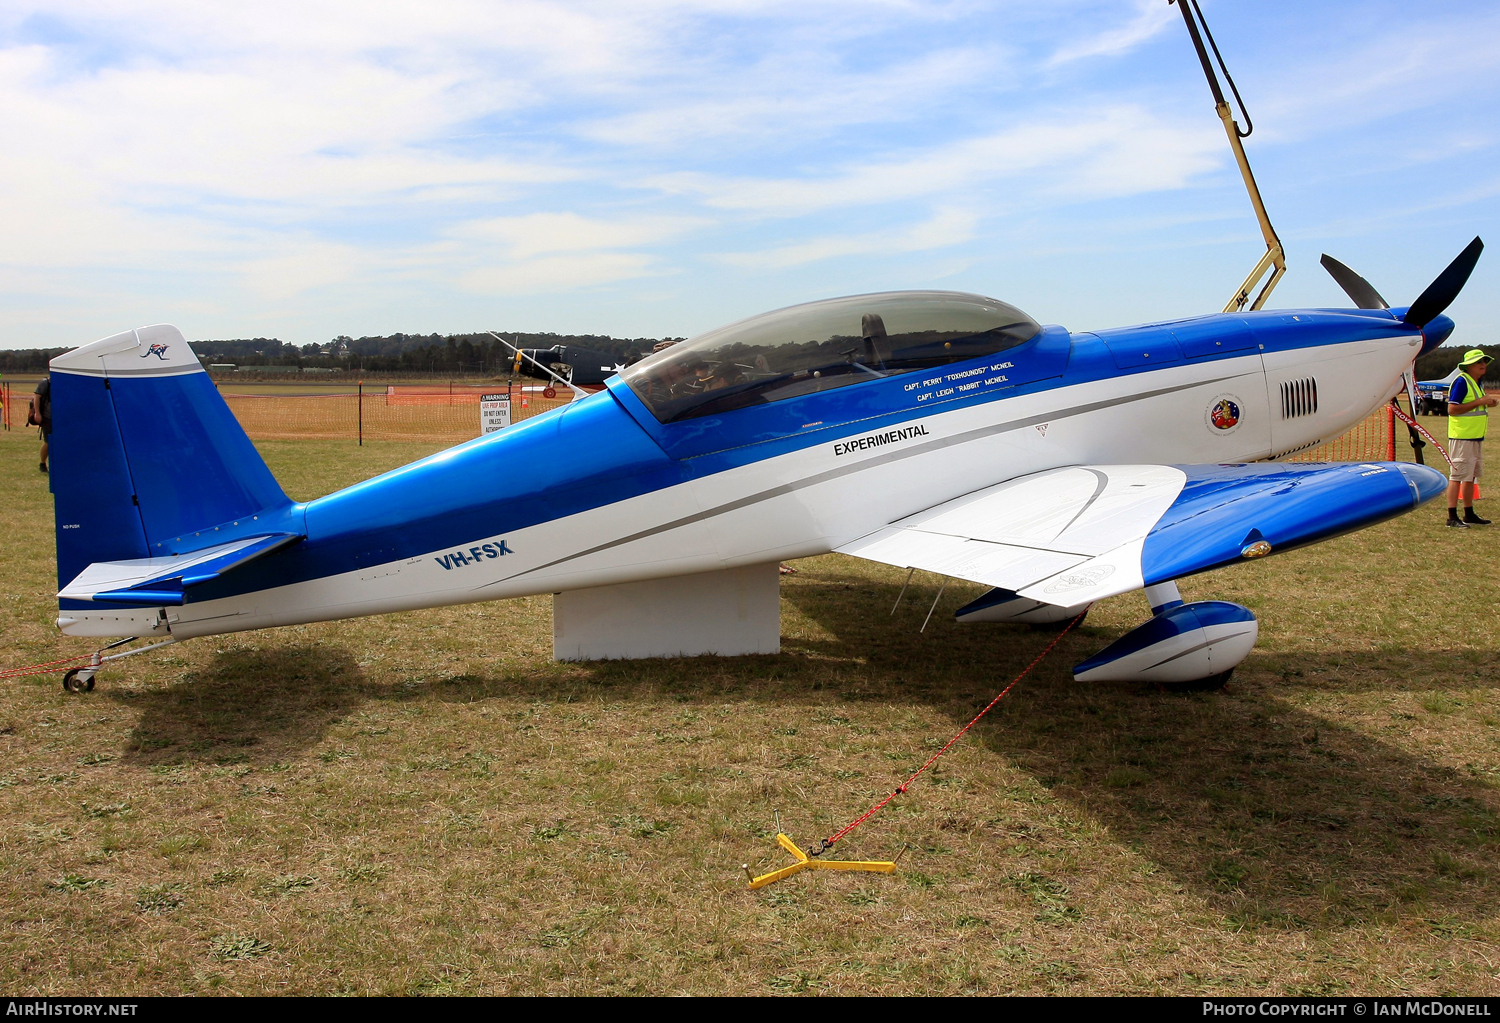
49, 325, 293, 598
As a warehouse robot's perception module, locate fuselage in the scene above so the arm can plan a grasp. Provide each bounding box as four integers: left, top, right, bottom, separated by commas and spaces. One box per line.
57, 307, 1423, 640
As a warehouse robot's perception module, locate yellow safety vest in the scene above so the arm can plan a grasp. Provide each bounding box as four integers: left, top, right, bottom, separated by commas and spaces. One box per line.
1450, 371, 1488, 440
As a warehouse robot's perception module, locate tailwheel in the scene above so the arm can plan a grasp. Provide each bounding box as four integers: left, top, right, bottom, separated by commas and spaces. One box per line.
62, 668, 96, 694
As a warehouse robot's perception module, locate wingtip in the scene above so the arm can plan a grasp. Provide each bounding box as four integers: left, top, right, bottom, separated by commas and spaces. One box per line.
1397, 462, 1449, 506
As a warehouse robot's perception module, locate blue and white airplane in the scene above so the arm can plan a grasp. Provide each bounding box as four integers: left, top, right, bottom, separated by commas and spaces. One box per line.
44, 240, 1481, 692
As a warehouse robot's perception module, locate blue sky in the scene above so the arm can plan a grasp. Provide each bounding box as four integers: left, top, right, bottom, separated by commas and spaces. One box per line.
1, 0, 1497, 348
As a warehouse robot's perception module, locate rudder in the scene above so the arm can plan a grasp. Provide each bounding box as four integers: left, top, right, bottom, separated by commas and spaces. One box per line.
50, 325, 293, 600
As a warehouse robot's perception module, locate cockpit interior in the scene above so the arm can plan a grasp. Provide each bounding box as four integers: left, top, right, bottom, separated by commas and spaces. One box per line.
621, 290, 1041, 423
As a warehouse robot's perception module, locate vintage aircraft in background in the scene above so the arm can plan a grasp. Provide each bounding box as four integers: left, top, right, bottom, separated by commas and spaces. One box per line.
43, 237, 1478, 691
512, 343, 627, 391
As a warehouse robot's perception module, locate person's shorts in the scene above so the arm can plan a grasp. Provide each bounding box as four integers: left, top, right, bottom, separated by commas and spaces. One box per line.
1449, 438, 1483, 483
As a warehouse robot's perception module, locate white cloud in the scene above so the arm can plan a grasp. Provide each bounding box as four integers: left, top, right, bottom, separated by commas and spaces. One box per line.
577, 45, 1004, 149
236, 240, 378, 302
719, 206, 976, 268
1252, 10, 1500, 141
450, 212, 708, 257
458, 251, 662, 294
0, 0, 1495, 345
438, 210, 708, 295
1045, 0, 1174, 67
649, 105, 1223, 215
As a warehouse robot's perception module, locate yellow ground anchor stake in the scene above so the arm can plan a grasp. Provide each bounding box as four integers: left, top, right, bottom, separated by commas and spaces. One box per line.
742, 616, 1084, 891
744, 834, 897, 890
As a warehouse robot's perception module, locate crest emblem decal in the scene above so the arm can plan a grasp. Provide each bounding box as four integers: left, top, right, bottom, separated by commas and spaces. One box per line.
1206, 395, 1243, 434
1042, 564, 1116, 595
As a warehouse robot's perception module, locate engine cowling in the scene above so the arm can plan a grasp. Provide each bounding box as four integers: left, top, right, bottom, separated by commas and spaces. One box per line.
1073, 600, 1257, 684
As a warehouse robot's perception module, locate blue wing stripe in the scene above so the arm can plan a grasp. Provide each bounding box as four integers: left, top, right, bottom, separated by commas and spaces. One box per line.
1140, 461, 1446, 586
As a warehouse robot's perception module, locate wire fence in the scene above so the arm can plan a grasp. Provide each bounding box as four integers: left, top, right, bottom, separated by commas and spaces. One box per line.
220, 383, 1421, 463
1285, 402, 1396, 462
223, 383, 576, 444
0, 373, 1443, 463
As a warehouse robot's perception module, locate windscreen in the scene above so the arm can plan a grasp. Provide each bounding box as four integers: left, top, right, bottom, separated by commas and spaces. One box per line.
621, 291, 1041, 423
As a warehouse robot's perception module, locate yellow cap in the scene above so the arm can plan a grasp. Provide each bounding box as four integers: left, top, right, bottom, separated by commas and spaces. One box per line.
1460, 349, 1493, 366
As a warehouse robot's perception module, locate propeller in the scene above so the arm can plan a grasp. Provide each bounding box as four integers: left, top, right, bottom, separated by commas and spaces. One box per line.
1319, 238, 1485, 464
1319, 254, 1388, 310
1320, 237, 1485, 325
1404, 236, 1483, 328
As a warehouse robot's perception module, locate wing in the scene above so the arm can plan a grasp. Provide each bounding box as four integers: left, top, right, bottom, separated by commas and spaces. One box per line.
837, 461, 1445, 605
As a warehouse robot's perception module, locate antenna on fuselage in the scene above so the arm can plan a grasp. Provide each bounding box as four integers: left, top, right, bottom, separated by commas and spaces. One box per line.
487, 332, 588, 399
1170, 0, 1285, 313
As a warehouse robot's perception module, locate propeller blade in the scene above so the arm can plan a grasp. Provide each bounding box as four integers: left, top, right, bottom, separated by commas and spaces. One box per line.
1404, 236, 1484, 328
1320, 254, 1388, 309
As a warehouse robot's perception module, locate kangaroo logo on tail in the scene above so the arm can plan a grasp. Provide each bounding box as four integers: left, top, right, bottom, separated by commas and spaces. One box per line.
141, 343, 170, 360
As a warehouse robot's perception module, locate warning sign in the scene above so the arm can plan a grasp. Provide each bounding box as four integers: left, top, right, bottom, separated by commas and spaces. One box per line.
479, 393, 511, 435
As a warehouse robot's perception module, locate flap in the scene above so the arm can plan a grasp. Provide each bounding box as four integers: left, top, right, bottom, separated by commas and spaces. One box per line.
836, 465, 1186, 595
60, 532, 302, 605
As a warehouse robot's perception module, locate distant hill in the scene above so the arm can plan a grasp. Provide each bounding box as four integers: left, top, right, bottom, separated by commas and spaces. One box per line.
1415, 344, 1500, 382
11, 331, 1481, 380
0, 348, 70, 373
0, 331, 685, 374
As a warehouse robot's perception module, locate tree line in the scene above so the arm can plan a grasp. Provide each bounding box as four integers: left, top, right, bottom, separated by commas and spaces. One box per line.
1, 334, 1491, 380
0, 332, 684, 375
1415, 344, 1500, 382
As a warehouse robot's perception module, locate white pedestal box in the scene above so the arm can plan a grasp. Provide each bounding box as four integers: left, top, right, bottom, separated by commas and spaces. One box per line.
552, 562, 782, 661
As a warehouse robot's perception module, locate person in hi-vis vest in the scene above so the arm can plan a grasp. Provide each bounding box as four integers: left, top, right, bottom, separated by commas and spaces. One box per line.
1446, 349, 1498, 528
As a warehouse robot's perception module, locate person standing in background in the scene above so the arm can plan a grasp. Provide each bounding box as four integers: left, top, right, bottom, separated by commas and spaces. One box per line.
31, 375, 51, 474
1445, 349, 1497, 527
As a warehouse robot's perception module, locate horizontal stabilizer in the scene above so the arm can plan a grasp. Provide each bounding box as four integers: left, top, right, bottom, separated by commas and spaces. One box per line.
60, 533, 302, 605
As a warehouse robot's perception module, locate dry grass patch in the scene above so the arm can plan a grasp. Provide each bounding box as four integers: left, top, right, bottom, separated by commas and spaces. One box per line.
0, 428, 1498, 994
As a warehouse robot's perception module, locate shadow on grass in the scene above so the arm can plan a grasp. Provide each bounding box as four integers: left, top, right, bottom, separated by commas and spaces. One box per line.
115, 576, 1500, 931
784, 579, 1500, 932
403, 576, 1500, 932
981, 671, 1500, 931
112, 644, 369, 766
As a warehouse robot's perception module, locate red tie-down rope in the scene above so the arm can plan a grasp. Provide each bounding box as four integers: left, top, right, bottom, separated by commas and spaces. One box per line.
0, 637, 149, 682
808, 612, 1084, 857
0, 651, 98, 681
1390, 400, 1454, 471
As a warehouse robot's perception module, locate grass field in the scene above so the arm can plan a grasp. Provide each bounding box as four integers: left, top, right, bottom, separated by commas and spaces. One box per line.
2, 422, 1499, 996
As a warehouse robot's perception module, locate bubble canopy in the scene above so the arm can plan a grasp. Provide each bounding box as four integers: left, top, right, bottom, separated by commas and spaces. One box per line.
621, 290, 1042, 424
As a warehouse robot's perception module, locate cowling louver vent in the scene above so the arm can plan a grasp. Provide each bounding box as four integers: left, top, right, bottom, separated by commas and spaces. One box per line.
1280, 377, 1318, 419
